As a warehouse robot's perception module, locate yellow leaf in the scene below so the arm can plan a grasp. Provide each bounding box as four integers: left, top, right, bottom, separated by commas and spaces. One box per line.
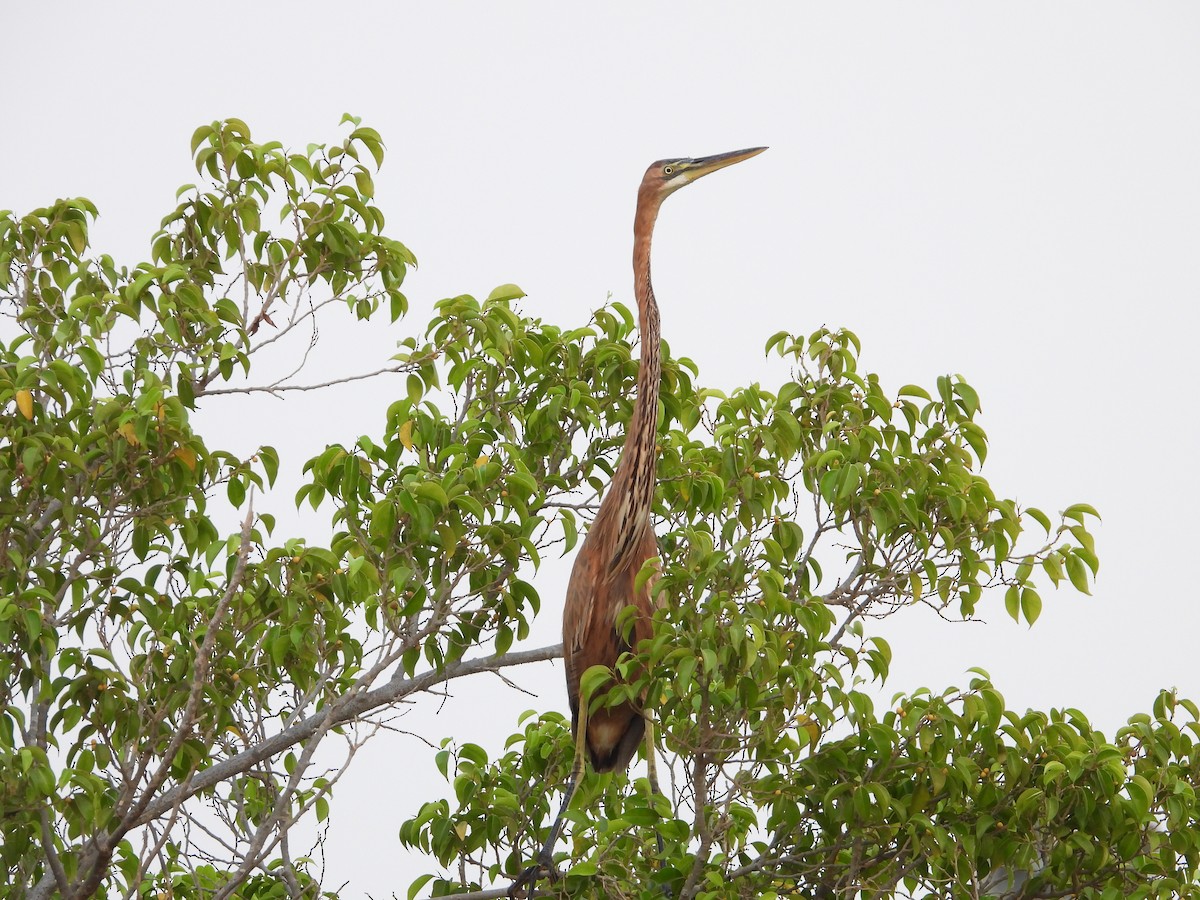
399, 420, 414, 450
799, 714, 821, 748
154, 401, 166, 422
15, 389, 33, 420
454, 822, 469, 841
173, 447, 197, 471
474, 454, 490, 467
117, 422, 140, 446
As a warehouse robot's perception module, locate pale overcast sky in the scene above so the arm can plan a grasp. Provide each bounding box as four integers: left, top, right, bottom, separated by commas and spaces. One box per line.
5, 3, 1199, 896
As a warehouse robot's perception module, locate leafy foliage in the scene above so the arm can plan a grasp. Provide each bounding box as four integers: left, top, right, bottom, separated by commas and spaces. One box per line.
400, 308, 1192, 900
0, 118, 1193, 900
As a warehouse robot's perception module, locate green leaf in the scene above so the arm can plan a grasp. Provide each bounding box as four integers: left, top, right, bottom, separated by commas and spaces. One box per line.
954, 380, 981, 416
1020, 587, 1042, 626
561, 510, 578, 552
190, 124, 214, 156
258, 446, 279, 487
764, 330, 790, 356
961, 421, 987, 465
127, 272, 154, 300
1065, 552, 1092, 595
270, 631, 289, 666
407, 373, 424, 403
486, 283, 527, 303
1063, 502, 1101, 523
579, 665, 613, 708
569, 859, 598, 877
1042, 553, 1064, 586
65, 220, 87, 255
1126, 774, 1153, 821
354, 167, 375, 199
1025, 506, 1052, 534
407, 874, 434, 900
414, 481, 448, 510
676, 655, 697, 694
228, 477, 246, 507
1004, 585, 1020, 623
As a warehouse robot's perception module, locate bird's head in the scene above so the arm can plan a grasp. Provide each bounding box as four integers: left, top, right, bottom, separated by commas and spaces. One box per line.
639, 147, 767, 203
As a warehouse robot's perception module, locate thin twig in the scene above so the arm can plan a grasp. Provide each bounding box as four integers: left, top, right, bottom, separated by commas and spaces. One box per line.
197, 362, 419, 398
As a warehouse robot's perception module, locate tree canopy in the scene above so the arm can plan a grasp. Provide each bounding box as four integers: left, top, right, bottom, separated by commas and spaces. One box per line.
1, 118, 1196, 900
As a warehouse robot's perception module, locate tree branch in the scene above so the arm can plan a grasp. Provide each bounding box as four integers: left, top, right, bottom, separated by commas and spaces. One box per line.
196, 361, 420, 398
29, 643, 563, 900
69, 502, 258, 899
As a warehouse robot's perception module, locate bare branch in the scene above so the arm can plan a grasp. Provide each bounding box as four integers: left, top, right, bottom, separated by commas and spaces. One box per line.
426, 889, 512, 900
37, 807, 69, 896
196, 361, 420, 398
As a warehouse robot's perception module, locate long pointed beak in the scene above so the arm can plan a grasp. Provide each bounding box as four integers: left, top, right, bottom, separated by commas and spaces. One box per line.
687, 146, 767, 180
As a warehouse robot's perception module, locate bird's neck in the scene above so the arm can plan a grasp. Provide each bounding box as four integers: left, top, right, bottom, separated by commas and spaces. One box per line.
625, 222, 662, 484
628, 202, 662, 477
597, 197, 663, 570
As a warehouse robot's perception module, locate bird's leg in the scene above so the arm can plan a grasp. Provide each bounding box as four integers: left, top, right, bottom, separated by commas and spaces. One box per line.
508, 698, 590, 899
645, 717, 673, 899
644, 717, 666, 856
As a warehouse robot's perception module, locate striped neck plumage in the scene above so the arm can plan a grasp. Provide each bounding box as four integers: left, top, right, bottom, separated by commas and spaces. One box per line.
600, 198, 663, 572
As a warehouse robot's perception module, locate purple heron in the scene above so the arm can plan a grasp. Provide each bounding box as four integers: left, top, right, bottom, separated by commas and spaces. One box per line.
510, 146, 766, 898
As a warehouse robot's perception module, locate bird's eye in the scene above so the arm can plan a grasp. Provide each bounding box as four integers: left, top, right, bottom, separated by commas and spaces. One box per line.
663, 165, 674, 176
